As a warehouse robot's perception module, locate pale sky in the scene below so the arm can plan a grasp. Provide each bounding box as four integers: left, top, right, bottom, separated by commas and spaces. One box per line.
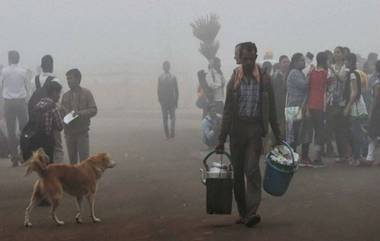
1, 0, 379, 75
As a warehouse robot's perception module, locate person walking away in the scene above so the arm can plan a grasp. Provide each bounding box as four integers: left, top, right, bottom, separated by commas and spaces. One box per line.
344, 53, 368, 166
272, 55, 290, 134
307, 52, 329, 167
216, 42, 282, 228
61, 69, 97, 164
158, 61, 179, 139
29, 55, 64, 163
365, 60, 380, 165
286, 53, 313, 167
29, 81, 64, 162
205, 57, 226, 114
0, 51, 29, 167
201, 104, 222, 149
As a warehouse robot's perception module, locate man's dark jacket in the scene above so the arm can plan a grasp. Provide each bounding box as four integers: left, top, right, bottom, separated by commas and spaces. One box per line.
219, 67, 282, 143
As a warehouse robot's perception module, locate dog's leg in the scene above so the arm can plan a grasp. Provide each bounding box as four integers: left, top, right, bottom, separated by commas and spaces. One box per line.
75, 196, 83, 224
87, 194, 101, 223
24, 182, 40, 227
50, 196, 64, 225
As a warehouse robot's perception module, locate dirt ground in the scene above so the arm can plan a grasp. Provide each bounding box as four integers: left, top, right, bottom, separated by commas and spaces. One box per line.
1, 111, 380, 241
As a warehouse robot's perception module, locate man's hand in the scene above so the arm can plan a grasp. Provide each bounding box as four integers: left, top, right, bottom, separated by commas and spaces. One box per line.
215, 143, 225, 154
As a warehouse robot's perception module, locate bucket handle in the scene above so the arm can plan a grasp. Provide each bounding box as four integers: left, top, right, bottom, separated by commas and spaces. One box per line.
278, 140, 296, 168
203, 150, 232, 171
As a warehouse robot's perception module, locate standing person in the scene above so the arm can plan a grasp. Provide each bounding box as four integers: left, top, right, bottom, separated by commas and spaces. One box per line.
272, 55, 290, 133
28, 81, 64, 162
307, 52, 329, 167
327, 47, 350, 162
216, 42, 282, 227
158, 61, 179, 140
286, 53, 312, 166
0, 51, 29, 167
365, 60, 380, 165
205, 57, 226, 114
29, 55, 64, 163
344, 53, 368, 166
61, 69, 97, 164
303, 52, 314, 76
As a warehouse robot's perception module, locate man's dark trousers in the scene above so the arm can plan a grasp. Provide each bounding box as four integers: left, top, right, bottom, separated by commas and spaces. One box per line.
161, 104, 176, 138
230, 120, 262, 219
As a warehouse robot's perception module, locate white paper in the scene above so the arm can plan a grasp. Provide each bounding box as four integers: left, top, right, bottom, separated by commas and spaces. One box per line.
63, 111, 78, 125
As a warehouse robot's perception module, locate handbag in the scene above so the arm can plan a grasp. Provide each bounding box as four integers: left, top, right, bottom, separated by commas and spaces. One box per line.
351, 95, 368, 118
284, 94, 304, 122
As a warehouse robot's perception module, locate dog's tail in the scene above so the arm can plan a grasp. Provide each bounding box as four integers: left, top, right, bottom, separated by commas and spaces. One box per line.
24, 148, 49, 178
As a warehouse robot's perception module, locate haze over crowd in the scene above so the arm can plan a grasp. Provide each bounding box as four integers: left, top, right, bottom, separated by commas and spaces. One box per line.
1, 0, 379, 76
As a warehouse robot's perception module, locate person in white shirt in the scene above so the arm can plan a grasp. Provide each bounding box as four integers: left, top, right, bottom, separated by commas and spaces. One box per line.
205, 57, 225, 114
0, 51, 29, 166
30, 55, 64, 163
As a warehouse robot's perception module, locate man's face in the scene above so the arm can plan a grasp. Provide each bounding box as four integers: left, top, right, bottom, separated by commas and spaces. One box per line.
297, 57, 306, 70
234, 47, 241, 64
334, 48, 344, 63
345, 59, 353, 69
67, 74, 80, 90
163, 63, 170, 73
51, 91, 61, 103
280, 58, 290, 72
240, 49, 257, 73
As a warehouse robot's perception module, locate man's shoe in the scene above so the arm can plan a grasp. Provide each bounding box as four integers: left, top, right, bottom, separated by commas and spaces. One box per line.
299, 157, 313, 167
235, 217, 245, 224
245, 214, 261, 228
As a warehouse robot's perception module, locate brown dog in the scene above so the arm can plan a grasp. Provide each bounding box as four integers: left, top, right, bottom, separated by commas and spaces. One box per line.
24, 148, 116, 227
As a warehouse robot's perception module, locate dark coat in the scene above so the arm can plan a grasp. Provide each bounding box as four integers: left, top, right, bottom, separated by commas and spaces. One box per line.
219, 67, 282, 143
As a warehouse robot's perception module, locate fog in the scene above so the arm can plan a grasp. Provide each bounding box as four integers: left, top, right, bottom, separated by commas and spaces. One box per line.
1, 0, 379, 109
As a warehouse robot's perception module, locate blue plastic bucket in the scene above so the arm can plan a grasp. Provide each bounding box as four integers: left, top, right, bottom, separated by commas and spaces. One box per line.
263, 142, 297, 196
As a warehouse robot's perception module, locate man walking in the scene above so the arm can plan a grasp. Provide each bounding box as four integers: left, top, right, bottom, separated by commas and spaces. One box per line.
158, 61, 179, 139
61, 69, 97, 164
216, 42, 282, 227
205, 57, 226, 114
0, 51, 29, 166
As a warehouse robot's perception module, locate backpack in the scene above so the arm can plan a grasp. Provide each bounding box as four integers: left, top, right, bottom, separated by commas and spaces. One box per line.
28, 76, 55, 118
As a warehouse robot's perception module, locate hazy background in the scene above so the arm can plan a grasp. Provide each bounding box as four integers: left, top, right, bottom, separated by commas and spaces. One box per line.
1, 0, 379, 109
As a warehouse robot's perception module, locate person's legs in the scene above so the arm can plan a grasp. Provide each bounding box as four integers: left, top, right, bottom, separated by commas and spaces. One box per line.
366, 137, 376, 161
161, 105, 169, 139
350, 118, 362, 162
4, 100, 18, 165
244, 136, 262, 217
77, 132, 90, 162
335, 110, 350, 161
53, 131, 64, 163
168, 106, 176, 138
230, 139, 247, 219
16, 99, 28, 132
65, 134, 78, 164
310, 110, 325, 162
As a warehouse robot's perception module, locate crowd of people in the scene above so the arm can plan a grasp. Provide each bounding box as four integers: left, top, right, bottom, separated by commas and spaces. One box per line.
197, 45, 380, 169
0, 51, 97, 167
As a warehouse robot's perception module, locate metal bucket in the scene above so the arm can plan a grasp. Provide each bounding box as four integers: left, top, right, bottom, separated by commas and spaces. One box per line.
200, 151, 233, 215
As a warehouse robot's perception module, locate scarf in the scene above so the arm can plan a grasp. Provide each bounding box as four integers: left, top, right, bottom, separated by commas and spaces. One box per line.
234, 64, 261, 89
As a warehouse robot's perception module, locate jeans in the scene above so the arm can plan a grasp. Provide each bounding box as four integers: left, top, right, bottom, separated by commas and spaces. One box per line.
4, 99, 28, 163
349, 118, 368, 160
161, 105, 176, 138
65, 132, 89, 164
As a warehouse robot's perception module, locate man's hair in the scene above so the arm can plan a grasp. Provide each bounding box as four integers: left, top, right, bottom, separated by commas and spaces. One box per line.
376, 60, 380, 73
306, 52, 314, 61
279, 55, 288, 63
41, 55, 53, 73
66, 68, 82, 81
8, 50, 20, 64
46, 81, 62, 96
163, 61, 170, 66
239, 42, 258, 56
316, 52, 328, 70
